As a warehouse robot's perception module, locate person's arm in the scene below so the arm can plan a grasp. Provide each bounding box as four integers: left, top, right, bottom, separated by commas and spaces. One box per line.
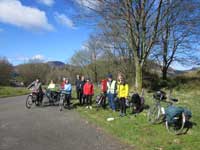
83, 84, 86, 95
125, 84, 129, 98
47, 84, 51, 89
91, 84, 94, 95
69, 84, 72, 92
27, 81, 35, 89
114, 81, 117, 94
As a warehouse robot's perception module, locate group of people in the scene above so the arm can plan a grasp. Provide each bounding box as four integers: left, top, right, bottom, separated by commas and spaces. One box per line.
75, 73, 129, 117
28, 72, 129, 117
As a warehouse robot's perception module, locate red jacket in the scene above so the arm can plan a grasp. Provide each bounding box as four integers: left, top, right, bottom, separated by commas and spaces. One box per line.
101, 79, 107, 93
60, 81, 66, 89
83, 82, 94, 95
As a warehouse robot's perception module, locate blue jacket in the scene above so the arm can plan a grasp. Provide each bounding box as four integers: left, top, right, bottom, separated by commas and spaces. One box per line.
63, 83, 72, 94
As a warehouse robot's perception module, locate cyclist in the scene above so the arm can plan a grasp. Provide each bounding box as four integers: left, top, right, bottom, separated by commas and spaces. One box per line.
47, 80, 58, 105
27, 78, 43, 105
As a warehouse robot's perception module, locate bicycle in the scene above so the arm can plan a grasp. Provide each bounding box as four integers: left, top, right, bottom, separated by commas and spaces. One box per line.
45, 89, 60, 106
26, 92, 43, 109
147, 90, 191, 134
95, 92, 106, 111
147, 90, 167, 124
59, 90, 71, 111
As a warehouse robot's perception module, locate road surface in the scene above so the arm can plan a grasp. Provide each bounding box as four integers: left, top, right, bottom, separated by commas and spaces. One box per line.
0, 95, 132, 150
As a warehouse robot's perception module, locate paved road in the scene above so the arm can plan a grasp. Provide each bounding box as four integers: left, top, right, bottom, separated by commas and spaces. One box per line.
0, 96, 132, 150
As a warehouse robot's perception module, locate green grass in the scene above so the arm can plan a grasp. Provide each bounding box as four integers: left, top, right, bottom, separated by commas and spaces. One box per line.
73, 87, 200, 150
0, 86, 29, 98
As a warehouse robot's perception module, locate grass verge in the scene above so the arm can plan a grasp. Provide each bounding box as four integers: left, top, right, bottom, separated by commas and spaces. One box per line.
0, 86, 29, 98
74, 87, 200, 150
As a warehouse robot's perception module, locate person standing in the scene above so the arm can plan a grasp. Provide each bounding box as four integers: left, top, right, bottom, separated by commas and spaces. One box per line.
79, 76, 86, 105
101, 79, 107, 108
107, 74, 117, 111
63, 78, 72, 109
60, 77, 66, 90
75, 75, 81, 99
83, 78, 94, 109
117, 75, 129, 117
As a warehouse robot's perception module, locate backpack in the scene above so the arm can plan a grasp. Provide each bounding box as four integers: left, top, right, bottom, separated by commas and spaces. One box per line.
131, 93, 144, 106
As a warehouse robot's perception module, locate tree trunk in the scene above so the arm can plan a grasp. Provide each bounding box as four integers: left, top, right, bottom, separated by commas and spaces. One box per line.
135, 60, 142, 93
162, 66, 168, 80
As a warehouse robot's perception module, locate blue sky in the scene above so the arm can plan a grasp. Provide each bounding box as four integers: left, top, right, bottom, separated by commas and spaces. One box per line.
0, 0, 93, 65
0, 0, 198, 70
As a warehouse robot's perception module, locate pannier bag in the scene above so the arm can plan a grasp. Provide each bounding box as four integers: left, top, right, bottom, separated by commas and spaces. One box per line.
165, 106, 192, 124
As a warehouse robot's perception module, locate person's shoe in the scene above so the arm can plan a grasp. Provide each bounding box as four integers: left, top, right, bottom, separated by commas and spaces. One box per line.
86, 106, 89, 109
89, 106, 92, 109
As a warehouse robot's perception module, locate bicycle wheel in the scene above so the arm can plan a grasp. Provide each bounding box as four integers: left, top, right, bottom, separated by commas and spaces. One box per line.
147, 104, 161, 124
26, 95, 33, 109
165, 112, 186, 135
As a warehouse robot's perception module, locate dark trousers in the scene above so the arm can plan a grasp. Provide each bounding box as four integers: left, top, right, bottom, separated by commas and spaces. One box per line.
79, 91, 84, 105
85, 95, 92, 106
65, 94, 71, 106
76, 88, 80, 99
101, 93, 107, 108
37, 92, 43, 102
119, 97, 126, 114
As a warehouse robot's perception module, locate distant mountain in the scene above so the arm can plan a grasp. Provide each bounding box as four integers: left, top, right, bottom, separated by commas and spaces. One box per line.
47, 61, 65, 68
187, 67, 200, 72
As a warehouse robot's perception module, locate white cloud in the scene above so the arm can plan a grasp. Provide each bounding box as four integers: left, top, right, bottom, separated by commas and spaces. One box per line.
75, 0, 100, 10
37, 0, 54, 7
54, 12, 75, 29
0, 0, 54, 31
31, 54, 45, 60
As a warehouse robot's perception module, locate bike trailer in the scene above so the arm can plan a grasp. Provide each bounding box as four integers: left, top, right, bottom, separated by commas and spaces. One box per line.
165, 106, 192, 124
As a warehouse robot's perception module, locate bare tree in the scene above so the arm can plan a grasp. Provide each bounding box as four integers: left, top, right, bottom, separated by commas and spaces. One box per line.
71, 34, 103, 83
68, 0, 166, 92
153, 0, 200, 80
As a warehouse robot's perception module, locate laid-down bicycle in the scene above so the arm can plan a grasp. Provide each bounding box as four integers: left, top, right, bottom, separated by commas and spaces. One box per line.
147, 90, 192, 134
